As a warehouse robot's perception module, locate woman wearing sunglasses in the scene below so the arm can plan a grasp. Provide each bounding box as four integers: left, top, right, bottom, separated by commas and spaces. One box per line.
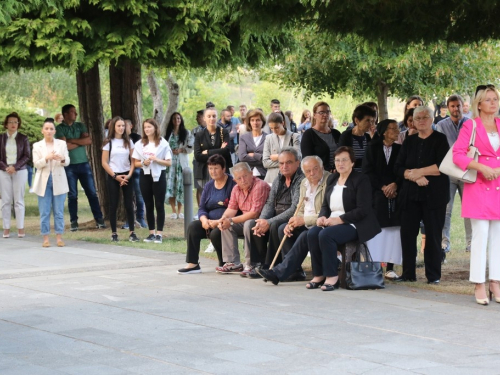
453, 84, 500, 305
177, 154, 236, 274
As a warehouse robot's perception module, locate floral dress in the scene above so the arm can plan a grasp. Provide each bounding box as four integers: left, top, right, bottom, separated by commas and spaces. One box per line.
165, 134, 184, 205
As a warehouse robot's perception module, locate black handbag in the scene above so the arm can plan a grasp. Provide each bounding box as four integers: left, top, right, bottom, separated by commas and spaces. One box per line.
345, 243, 385, 290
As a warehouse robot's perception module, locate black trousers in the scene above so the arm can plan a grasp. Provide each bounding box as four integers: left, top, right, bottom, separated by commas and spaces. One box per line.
309, 224, 358, 277
185, 220, 223, 266
277, 223, 308, 272
400, 200, 446, 281
272, 228, 310, 281
139, 170, 166, 231
106, 173, 135, 233
250, 219, 288, 267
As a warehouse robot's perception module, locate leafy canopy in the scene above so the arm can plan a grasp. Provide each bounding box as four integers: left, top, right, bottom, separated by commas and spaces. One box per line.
273, 28, 500, 102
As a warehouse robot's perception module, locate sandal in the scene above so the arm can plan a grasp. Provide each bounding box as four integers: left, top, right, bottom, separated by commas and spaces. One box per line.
321, 283, 339, 291
306, 280, 325, 289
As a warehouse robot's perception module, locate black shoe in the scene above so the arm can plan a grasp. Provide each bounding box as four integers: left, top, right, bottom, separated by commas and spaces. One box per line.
248, 268, 263, 279
96, 218, 106, 229
177, 264, 202, 274
284, 270, 307, 282
121, 223, 130, 230
70, 221, 78, 232
129, 232, 140, 242
427, 279, 440, 284
154, 234, 163, 244
256, 268, 279, 285
394, 276, 417, 282
322, 280, 340, 291
111, 233, 118, 242
441, 250, 447, 264
143, 234, 156, 243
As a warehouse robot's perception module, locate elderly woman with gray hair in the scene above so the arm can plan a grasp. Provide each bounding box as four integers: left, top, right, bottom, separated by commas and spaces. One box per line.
394, 106, 450, 284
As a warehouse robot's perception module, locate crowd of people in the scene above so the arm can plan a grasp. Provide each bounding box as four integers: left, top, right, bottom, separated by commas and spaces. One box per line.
0, 89, 498, 303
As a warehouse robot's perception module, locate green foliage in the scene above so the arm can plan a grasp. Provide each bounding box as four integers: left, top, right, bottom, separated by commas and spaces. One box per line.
0, 68, 78, 115
0, 0, 292, 73
178, 78, 232, 129
274, 28, 500, 106
0, 108, 45, 147
211, 0, 500, 44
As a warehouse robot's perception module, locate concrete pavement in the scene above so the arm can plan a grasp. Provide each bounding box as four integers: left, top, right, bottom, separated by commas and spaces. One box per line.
1, 236, 499, 374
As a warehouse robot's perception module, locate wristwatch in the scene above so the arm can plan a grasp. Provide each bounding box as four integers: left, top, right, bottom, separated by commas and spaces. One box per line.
229, 218, 234, 226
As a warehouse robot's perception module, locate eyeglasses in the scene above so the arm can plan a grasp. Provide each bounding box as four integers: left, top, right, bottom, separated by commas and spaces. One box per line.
315, 111, 331, 116
413, 116, 431, 122
475, 84, 496, 97
7, 121, 19, 124
334, 158, 351, 164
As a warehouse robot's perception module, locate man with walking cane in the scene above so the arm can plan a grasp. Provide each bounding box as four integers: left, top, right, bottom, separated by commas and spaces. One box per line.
256, 156, 330, 285
241, 148, 304, 279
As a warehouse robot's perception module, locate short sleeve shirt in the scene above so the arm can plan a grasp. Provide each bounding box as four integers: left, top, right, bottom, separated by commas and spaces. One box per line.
228, 177, 270, 214
56, 121, 89, 164
102, 139, 134, 173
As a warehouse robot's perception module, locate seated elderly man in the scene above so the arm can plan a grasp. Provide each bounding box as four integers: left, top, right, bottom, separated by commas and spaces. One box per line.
216, 162, 271, 274
241, 147, 304, 278
256, 156, 330, 285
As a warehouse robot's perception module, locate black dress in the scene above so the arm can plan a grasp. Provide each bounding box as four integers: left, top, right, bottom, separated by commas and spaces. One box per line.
362, 139, 402, 228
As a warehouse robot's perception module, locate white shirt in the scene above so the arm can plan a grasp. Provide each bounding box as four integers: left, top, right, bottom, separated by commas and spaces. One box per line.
304, 181, 320, 229
278, 134, 285, 148
488, 132, 500, 152
383, 144, 392, 164
103, 139, 134, 173
329, 184, 355, 228
6, 131, 17, 165
132, 138, 172, 181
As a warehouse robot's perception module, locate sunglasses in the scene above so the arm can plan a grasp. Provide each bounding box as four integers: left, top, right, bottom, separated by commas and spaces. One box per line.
475, 84, 496, 97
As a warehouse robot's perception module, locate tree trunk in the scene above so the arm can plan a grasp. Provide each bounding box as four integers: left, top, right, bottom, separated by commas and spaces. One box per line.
147, 69, 164, 124
376, 80, 390, 121
109, 58, 143, 131
160, 72, 179, 135
108, 58, 143, 223
76, 65, 108, 219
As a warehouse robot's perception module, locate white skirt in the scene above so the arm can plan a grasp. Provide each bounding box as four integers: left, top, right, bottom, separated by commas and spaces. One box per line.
366, 226, 402, 265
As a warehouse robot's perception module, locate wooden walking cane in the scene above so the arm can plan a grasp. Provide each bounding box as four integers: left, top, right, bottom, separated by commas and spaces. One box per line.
269, 196, 308, 270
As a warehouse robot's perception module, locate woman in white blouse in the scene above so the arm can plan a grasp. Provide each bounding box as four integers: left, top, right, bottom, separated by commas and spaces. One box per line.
132, 118, 172, 244
102, 116, 137, 243
32, 118, 70, 247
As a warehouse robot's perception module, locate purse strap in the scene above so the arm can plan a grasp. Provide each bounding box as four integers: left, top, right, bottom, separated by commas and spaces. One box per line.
354, 243, 374, 263
469, 119, 477, 146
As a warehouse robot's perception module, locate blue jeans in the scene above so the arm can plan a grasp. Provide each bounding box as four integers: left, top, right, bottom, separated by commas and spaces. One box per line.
132, 169, 145, 219
27, 165, 33, 188
38, 174, 66, 235
65, 162, 103, 222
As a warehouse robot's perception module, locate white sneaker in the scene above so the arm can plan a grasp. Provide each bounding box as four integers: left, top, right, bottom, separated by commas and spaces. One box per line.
204, 243, 215, 253
29, 188, 34, 193
179, 213, 184, 219
194, 215, 199, 220
170, 213, 178, 219
385, 270, 399, 280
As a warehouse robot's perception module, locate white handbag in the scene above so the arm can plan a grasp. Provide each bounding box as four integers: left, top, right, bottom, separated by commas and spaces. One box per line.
439, 119, 479, 183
